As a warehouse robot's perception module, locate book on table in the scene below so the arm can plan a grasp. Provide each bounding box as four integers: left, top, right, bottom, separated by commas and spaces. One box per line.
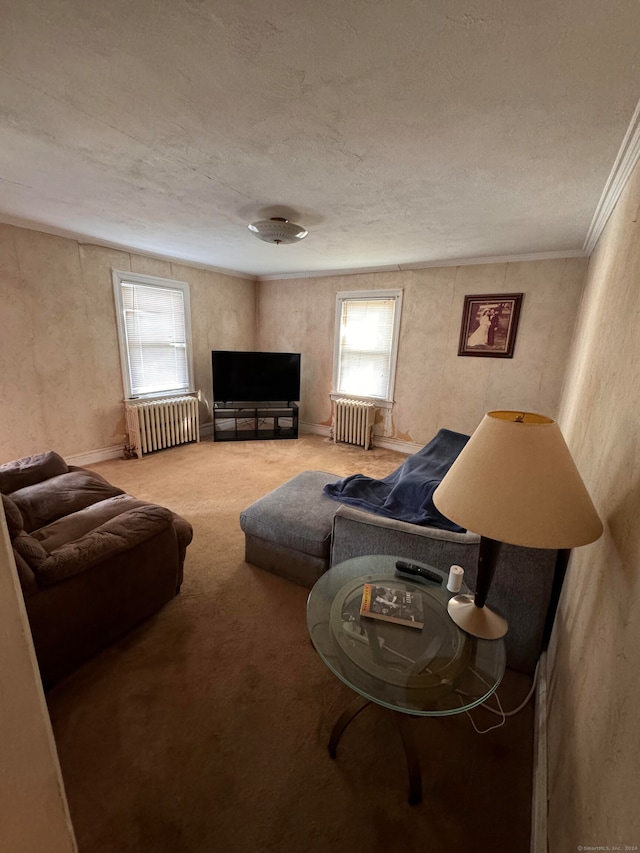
359, 582, 425, 630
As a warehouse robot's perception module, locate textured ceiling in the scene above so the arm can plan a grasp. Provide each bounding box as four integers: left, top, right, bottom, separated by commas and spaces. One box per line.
1, 1, 640, 278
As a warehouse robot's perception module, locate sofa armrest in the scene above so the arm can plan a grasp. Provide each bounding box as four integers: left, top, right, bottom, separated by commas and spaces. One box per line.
331, 504, 480, 572
12, 550, 39, 598
331, 503, 558, 676
36, 505, 175, 587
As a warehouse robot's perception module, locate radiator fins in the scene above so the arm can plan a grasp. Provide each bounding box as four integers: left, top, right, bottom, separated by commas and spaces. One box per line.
333, 398, 375, 450
124, 396, 200, 458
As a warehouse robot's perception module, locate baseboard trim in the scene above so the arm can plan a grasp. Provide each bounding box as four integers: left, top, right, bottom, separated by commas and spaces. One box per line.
299, 422, 331, 438
530, 652, 548, 853
300, 422, 418, 455
203, 417, 421, 455
372, 436, 421, 455
65, 445, 125, 466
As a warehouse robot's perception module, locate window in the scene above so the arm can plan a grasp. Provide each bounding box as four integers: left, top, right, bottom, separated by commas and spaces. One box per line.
112, 270, 194, 400
332, 290, 403, 403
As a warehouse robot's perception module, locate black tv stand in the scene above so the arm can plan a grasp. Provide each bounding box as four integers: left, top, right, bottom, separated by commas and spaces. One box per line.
212, 402, 299, 442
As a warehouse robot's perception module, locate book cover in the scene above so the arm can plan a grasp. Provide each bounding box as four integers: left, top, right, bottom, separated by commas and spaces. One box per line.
359, 582, 424, 630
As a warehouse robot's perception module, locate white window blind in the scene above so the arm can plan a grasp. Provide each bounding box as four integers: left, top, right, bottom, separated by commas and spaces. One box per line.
113, 271, 193, 399
334, 291, 402, 401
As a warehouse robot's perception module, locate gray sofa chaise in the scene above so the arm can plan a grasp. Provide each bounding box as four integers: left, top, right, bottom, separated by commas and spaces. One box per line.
240, 469, 558, 676
1, 451, 192, 687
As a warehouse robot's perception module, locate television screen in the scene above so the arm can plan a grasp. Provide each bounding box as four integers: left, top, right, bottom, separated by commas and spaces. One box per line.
212, 351, 301, 403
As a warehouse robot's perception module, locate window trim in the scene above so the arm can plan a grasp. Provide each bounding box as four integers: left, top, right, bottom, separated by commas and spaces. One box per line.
112, 269, 195, 401
331, 289, 403, 405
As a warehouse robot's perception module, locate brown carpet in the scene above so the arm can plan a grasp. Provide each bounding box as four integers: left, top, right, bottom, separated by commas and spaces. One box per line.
47, 435, 534, 853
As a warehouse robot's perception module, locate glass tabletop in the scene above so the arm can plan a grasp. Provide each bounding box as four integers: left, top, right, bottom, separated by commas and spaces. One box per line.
307, 555, 506, 717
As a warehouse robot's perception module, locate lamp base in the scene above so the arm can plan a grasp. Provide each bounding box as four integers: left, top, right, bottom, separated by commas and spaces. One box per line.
447, 594, 508, 640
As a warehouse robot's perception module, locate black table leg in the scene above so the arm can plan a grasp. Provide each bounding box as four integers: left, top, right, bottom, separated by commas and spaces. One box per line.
328, 699, 423, 805
394, 712, 423, 805
328, 696, 371, 758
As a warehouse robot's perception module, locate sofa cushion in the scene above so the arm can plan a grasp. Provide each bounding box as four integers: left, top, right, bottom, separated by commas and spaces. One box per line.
35, 505, 175, 587
10, 470, 124, 533
2, 493, 24, 537
0, 451, 68, 494
33, 493, 154, 553
240, 471, 341, 559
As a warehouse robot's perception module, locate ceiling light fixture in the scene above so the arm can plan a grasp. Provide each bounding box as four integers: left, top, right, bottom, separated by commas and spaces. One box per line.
248, 217, 308, 245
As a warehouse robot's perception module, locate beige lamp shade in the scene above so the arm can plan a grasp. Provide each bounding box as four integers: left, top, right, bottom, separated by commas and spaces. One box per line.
432, 411, 603, 549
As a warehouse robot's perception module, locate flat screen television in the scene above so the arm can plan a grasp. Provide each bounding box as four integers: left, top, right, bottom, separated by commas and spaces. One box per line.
212, 351, 301, 404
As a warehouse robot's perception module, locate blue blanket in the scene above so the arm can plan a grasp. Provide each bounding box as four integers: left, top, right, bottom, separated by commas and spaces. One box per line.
323, 428, 470, 531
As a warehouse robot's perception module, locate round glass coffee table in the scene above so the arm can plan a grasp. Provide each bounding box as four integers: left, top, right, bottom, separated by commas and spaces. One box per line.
307, 554, 506, 804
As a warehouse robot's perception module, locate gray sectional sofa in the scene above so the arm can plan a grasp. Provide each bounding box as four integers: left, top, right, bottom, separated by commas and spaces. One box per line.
240, 469, 558, 676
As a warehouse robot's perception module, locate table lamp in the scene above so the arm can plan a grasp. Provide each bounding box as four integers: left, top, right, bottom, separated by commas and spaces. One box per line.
432, 411, 603, 639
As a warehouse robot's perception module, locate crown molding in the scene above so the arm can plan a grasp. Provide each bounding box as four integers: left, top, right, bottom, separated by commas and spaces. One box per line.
5, 94, 640, 280
256, 250, 586, 281
0, 215, 257, 281
1, 213, 586, 282
583, 97, 640, 256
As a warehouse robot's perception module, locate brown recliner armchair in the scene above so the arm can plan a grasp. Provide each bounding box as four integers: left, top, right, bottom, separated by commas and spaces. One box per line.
1, 451, 192, 687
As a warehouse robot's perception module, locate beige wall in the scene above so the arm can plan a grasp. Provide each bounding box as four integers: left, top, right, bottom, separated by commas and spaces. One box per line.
547, 162, 640, 847
257, 258, 587, 445
0, 221, 586, 460
0, 224, 255, 463
0, 511, 77, 853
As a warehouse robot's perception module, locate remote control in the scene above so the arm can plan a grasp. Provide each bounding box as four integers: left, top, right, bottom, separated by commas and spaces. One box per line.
395, 560, 443, 584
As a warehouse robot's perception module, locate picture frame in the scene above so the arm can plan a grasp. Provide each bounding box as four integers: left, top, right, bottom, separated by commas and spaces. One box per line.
457, 293, 523, 358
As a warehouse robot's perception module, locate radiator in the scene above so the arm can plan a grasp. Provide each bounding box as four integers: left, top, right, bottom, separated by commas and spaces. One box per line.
333, 398, 376, 450
125, 396, 200, 458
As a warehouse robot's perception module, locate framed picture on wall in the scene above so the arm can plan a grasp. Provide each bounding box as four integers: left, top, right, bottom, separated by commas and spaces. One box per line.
458, 293, 523, 358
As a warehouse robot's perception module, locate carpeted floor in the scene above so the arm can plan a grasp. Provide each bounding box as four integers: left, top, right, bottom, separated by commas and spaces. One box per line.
46, 435, 534, 853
